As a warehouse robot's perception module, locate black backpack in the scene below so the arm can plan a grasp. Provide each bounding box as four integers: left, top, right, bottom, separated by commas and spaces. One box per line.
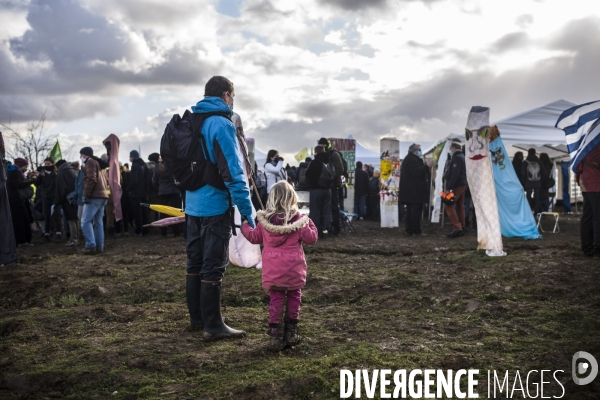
330, 149, 348, 177
318, 162, 335, 188
160, 110, 231, 191
298, 166, 308, 189
524, 160, 541, 182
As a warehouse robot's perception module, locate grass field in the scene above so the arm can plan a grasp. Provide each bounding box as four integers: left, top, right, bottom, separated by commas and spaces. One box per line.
1, 215, 599, 399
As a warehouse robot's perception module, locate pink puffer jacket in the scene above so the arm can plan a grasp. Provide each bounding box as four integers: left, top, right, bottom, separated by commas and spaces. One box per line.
241, 211, 318, 290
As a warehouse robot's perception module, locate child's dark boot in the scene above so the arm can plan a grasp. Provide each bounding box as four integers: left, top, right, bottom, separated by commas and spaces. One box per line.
284, 319, 301, 346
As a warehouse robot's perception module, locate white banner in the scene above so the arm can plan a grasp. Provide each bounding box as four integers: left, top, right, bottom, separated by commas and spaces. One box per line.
431, 140, 453, 223
380, 138, 400, 228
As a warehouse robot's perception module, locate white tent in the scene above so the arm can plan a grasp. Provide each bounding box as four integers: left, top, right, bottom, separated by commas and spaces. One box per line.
347, 135, 380, 168
494, 99, 576, 160
255, 147, 267, 171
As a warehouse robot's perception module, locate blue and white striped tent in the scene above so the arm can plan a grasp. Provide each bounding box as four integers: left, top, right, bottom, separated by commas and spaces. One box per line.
555, 100, 600, 173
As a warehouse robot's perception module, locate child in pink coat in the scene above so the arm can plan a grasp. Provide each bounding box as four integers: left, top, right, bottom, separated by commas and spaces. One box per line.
241, 181, 318, 347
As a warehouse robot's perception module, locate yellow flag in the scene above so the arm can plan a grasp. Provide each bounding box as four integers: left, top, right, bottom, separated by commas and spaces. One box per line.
294, 147, 309, 163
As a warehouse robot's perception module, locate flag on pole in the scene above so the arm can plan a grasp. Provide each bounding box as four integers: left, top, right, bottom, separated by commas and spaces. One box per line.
294, 147, 309, 163
49, 140, 62, 162
555, 100, 600, 173
431, 141, 446, 166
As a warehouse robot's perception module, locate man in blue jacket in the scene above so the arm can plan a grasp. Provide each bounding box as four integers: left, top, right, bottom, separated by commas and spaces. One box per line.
186, 76, 254, 341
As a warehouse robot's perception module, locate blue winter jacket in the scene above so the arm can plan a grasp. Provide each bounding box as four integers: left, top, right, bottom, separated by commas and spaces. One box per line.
185, 96, 253, 218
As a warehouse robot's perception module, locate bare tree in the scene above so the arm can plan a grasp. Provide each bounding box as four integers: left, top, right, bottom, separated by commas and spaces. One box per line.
1, 111, 59, 168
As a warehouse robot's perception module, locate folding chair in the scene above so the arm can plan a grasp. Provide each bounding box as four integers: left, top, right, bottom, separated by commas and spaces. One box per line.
340, 210, 358, 234
536, 212, 560, 233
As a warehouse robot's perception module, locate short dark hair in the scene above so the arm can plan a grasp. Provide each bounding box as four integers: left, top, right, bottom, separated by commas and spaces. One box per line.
204, 76, 234, 97
44, 157, 55, 164
356, 161, 363, 169
450, 142, 461, 150
315, 145, 325, 154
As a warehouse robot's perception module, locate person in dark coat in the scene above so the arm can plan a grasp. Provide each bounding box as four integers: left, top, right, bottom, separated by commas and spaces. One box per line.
398, 143, 434, 236
367, 168, 380, 221
296, 158, 311, 191
6, 158, 33, 245
443, 142, 468, 237
305, 145, 332, 237
119, 163, 132, 235
539, 153, 554, 212
521, 148, 547, 214
512, 151, 524, 188
146, 153, 160, 222
128, 150, 149, 235
35, 156, 61, 240
55, 160, 79, 245
354, 161, 369, 219
153, 159, 182, 237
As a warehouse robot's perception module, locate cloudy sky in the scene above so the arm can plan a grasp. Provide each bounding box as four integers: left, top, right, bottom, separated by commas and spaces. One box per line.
1, 0, 599, 164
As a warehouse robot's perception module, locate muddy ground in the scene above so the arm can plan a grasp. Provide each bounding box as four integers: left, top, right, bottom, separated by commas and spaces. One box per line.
1, 214, 599, 399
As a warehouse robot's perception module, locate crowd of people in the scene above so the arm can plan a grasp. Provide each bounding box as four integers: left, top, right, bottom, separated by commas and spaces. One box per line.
4, 147, 183, 251
398, 142, 560, 239
256, 142, 381, 239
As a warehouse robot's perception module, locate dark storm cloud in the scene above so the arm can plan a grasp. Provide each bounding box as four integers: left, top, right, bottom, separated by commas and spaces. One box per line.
1, 0, 216, 122
244, 0, 293, 19
491, 32, 530, 53
318, 0, 442, 11
251, 16, 600, 152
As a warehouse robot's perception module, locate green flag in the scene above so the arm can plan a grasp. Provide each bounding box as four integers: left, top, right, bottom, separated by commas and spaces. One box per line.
294, 147, 309, 163
432, 141, 445, 166
49, 140, 62, 162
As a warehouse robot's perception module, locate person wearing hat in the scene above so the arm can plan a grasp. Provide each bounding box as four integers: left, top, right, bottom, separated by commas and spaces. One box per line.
34, 156, 62, 241
6, 158, 34, 245
398, 143, 434, 236
305, 145, 332, 237
317, 138, 345, 235
80, 146, 109, 254
128, 150, 150, 236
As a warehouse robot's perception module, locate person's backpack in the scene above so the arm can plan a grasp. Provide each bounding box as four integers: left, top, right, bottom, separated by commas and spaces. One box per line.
542, 168, 555, 189
160, 110, 231, 191
318, 162, 335, 188
332, 149, 348, 177
254, 170, 267, 199
524, 160, 541, 182
298, 166, 308, 189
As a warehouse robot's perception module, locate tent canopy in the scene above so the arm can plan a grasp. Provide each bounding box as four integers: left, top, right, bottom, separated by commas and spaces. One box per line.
494, 99, 576, 160
348, 134, 380, 167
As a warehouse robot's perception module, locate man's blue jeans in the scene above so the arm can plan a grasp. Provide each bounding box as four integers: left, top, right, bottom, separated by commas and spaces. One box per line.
354, 195, 366, 218
81, 198, 107, 250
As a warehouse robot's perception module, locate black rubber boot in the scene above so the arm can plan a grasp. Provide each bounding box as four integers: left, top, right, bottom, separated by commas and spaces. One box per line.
186, 274, 202, 330
200, 282, 245, 341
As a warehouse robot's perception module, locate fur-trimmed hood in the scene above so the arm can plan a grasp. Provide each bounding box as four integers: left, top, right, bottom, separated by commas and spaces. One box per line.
256, 210, 309, 235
